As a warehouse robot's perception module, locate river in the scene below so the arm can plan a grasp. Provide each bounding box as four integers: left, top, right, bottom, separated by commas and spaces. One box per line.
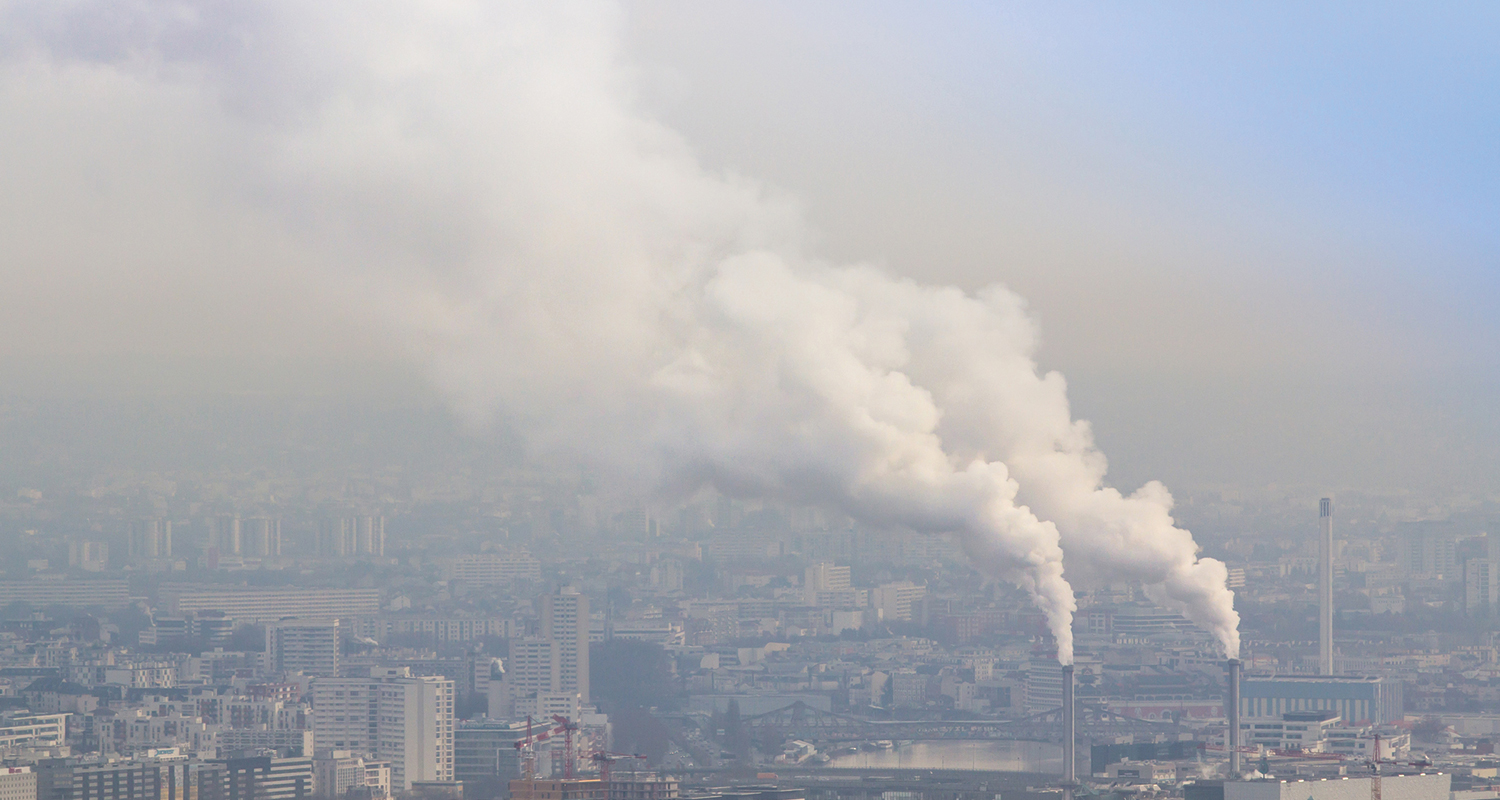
825, 740, 1062, 773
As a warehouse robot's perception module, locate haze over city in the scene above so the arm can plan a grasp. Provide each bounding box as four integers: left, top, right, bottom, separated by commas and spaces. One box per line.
0, 5, 1496, 800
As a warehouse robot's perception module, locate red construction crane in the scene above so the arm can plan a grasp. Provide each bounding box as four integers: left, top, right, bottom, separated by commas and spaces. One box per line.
590, 752, 647, 784
552, 715, 582, 779
514, 715, 573, 780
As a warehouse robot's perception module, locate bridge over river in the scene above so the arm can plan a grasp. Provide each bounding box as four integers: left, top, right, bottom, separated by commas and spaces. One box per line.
679, 767, 1066, 800
737, 701, 1181, 744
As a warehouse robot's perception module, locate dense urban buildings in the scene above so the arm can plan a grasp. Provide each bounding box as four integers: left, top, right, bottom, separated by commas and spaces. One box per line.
0, 460, 1498, 800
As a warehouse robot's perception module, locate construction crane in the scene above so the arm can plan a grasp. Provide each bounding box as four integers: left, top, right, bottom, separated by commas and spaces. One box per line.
1367, 733, 1434, 800
551, 715, 582, 779
590, 752, 647, 784
514, 715, 572, 781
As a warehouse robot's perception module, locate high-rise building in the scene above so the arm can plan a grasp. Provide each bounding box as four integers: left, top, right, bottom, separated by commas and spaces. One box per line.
318, 517, 386, 558
1318, 498, 1334, 675
1466, 536, 1500, 616
803, 563, 851, 604
265, 619, 342, 677
493, 638, 561, 718
311, 669, 454, 790
131, 518, 173, 559
542, 589, 590, 704
620, 506, 651, 539
870, 581, 926, 622
208, 515, 242, 557
647, 560, 684, 592
244, 518, 282, 558
67, 541, 110, 572
1397, 523, 1458, 578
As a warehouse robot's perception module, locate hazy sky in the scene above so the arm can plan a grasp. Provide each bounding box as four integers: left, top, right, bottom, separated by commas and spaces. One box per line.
1, 1, 1496, 498
627, 2, 1500, 497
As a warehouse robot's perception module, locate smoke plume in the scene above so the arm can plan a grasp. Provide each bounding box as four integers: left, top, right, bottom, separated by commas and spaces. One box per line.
0, 0, 1239, 661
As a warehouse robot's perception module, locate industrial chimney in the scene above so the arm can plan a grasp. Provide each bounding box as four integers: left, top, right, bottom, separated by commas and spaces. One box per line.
1063, 664, 1076, 788
1227, 658, 1241, 778
1319, 498, 1334, 675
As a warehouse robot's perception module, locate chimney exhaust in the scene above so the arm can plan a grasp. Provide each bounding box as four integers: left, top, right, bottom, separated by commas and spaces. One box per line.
1227, 658, 1242, 778
1063, 664, 1076, 788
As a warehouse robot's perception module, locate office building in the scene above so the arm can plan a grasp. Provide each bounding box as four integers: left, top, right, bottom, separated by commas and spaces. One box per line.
207, 515, 242, 557
493, 638, 560, 719
648, 560, 683, 592
163, 588, 380, 624
542, 589, 590, 703
218, 731, 314, 757
1238, 709, 1342, 752
220, 755, 312, 800
130, 518, 173, 559
869, 582, 926, 623
1397, 524, 1458, 578
67, 541, 110, 572
513, 692, 580, 723
0, 714, 68, 750
0, 767, 35, 800
0, 582, 130, 610
1240, 675, 1403, 725
443, 553, 542, 583
194, 614, 236, 647
1109, 605, 1191, 635
803, 563, 851, 604
454, 720, 527, 797
313, 751, 390, 800
1466, 557, 1499, 616
311, 669, 453, 790
317, 517, 385, 558
61, 759, 225, 800
243, 519, 282, 558
265, 619, 342, 677
1220, 773, 1448, 800
350, 616, 516, 645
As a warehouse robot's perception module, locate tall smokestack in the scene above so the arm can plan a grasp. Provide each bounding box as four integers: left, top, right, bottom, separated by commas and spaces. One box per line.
1319, 498, 1334, 675
1227, 658, 1241, 778
1062, 664, 1076, 787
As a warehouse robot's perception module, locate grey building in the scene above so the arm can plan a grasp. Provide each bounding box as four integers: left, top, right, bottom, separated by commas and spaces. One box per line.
1240, 675, 1403, 725
454, 720, 526, 798
219, 756, 312, 800
265, 620, 342, 677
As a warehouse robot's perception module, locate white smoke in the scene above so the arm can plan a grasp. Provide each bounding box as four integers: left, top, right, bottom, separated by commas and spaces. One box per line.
0, 0, 1240, 661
